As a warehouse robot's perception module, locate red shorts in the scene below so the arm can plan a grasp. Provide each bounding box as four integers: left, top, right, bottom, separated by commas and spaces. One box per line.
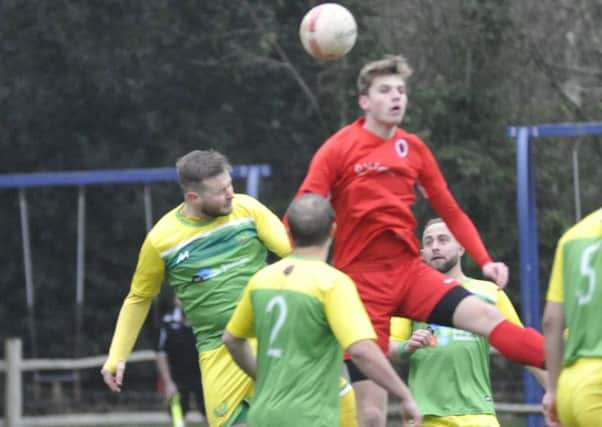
343, 237, 460, 353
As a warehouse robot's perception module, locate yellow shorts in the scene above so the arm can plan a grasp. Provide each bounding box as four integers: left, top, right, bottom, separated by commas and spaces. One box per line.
201, 343, 354, 427
200, 343, 254, 427
339, 376, 357, 427
421, 414, 499, 427
557, 358, 602, 427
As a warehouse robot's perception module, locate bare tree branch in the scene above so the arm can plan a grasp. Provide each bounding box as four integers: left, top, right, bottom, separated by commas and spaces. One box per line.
527, 39, 588, 121
240, 0, 329, 135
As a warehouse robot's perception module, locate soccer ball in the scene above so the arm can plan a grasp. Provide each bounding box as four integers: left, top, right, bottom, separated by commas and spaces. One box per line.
299, 3, 357, 61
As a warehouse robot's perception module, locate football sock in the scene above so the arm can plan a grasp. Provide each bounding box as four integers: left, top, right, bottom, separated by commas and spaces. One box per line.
488, 319, 545, 369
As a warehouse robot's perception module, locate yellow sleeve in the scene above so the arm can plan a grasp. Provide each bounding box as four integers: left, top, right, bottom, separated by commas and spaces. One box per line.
546, 239, 565, 303
130, 236, 165, 298
226, 282, 256, 339
495, 291, 523, 326
248, 196, 292, 258
102, 237, 164, 373
102, 291, 152, 372
324, 275, 376, 350
390, 317, 413, 341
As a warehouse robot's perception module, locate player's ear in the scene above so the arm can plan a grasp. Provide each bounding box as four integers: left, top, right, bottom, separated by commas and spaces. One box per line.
185, 191, 200, 204
420, 248, 426, 261
285, 227, 295, 249
330, 222, 337, 238
458, 245, 465, 257
358, 94, 370, 111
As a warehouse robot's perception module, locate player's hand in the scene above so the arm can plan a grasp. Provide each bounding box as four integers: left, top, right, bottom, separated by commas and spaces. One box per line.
542, 391, 561, 427
404, 329, 434, 353
101, 361, 126, 392
400, 396, 422, 426
482, 262, 509, 288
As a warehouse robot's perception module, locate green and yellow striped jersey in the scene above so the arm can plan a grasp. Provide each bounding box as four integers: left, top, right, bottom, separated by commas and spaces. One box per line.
104, 194, 291, 372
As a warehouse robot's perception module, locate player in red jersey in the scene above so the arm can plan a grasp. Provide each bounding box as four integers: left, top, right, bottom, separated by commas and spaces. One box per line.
293, 55, 545, 427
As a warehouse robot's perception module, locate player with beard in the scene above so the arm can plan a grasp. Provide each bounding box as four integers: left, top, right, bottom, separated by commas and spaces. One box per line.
101, 149, 293, 427
389, 218, 547, 427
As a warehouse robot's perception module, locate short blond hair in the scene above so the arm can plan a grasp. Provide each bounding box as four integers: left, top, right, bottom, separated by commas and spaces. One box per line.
357, 55, 413, 95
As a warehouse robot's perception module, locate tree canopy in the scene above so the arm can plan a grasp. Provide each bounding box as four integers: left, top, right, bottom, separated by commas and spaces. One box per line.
1, 0, 601, 358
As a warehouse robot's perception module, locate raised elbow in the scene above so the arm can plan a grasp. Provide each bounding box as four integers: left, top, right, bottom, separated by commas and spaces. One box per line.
347, 339, 374, 361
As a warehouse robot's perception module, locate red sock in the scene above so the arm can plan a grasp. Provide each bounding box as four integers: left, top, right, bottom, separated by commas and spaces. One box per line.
488, 320, 545, 368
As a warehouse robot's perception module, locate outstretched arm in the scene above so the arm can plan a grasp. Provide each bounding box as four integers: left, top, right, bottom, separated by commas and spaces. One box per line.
101, 234, 165, 391
417, 144, 509, 286
101, 292, 153, 392
429, 187, 505, 287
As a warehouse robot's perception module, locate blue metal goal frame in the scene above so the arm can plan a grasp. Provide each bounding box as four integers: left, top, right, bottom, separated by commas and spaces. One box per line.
0, 164, 271, 362
0, 164, 272, 195
508, 122, 602, 427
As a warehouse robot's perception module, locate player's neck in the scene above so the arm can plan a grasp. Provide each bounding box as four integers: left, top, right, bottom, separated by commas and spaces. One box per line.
292, 244, 330, 262
181, 203, 212, 222
445, 264, 466, 282
363, 116, 397, 139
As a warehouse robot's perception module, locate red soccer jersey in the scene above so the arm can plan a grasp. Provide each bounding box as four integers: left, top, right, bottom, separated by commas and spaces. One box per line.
296, 117, 492, 270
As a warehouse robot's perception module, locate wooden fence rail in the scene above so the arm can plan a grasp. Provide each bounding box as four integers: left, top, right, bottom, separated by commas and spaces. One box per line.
1, 338, 183, 427
2, 337, 542, 427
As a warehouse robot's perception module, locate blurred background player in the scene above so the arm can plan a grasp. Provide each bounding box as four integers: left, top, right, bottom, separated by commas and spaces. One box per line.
157, 295, 206, 425
389, 218, 547, 427
542, 207, 602, 427
101, 149, 292, 427
293, 55, 545, 426
223, 194, 422, 427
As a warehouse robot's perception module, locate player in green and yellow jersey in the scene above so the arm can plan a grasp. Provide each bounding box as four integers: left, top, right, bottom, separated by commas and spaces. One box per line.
542, 207, 602, 427
389, 218, 546, 427
100, 150, 292, 427
223, 194, 421, 427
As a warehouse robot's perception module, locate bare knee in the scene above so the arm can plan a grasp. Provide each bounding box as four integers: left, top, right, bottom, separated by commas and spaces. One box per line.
452, 295, 504, 336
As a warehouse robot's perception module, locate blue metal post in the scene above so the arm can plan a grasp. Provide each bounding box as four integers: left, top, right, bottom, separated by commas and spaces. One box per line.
515, 127, 543, 427
510, 121, 602, 425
